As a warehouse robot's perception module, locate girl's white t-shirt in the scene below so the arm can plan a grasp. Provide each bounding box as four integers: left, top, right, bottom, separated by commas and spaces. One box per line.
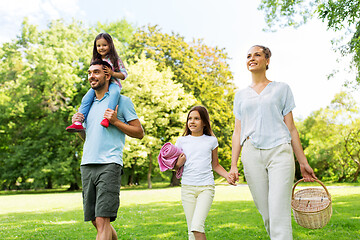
175, 134, 218, 186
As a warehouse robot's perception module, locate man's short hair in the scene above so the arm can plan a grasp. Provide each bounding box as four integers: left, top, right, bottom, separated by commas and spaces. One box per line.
90, 59, 112, 70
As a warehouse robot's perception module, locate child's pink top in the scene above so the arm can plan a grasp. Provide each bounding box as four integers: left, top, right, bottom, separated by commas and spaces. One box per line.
103, 56, 128, 88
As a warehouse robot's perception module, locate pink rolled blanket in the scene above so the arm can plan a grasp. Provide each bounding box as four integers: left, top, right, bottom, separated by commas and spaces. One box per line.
158, 142, 184, 179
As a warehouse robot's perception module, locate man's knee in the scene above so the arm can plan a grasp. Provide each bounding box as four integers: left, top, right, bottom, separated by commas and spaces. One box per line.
95, 217, 111, 231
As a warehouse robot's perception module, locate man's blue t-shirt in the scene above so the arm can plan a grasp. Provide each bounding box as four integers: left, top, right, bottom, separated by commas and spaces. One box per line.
81, 93, 138, 166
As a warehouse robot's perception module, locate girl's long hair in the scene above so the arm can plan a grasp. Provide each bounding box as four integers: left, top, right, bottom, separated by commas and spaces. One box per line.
91, 33, 120, 72
183, 106, 214, 137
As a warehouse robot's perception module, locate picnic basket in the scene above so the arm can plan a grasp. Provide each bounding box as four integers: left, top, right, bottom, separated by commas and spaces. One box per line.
291, 179, 332, 229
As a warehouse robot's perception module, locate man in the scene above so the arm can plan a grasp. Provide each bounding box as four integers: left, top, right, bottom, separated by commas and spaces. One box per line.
71, 60, 144, 240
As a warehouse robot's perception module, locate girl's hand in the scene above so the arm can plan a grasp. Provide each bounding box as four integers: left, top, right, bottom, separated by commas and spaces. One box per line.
174, 153, 186, 170
177, 153, 186, 166
103, 66, 114, 77
300, 163, 317, 182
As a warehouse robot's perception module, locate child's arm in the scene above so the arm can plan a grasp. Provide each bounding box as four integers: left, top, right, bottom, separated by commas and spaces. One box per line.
174, 153, 186, 170
103, 66, 125, 80
112, 70, 125, 80
230, 118, 242, 182
212, 147, 236, 185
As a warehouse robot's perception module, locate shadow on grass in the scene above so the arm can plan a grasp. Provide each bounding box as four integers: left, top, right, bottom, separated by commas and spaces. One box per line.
1, 195, 359, 240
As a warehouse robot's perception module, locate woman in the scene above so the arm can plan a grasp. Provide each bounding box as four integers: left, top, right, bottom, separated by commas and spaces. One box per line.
229, 45, 316, 240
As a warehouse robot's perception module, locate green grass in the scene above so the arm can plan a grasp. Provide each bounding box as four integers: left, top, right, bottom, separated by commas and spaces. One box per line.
0, 185, 359, 239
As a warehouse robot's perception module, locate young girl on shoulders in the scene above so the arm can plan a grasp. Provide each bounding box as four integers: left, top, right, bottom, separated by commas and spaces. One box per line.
175, 105, 235, 240
66, 33, 128, 132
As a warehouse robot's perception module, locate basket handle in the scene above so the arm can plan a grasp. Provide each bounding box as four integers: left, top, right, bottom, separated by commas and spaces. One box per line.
292, 178, 331, 200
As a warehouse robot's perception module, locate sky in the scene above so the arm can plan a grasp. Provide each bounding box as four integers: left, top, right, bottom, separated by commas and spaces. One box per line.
1, 0, 359, 119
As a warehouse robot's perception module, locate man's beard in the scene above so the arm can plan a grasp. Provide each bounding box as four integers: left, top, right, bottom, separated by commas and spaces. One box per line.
91, 78, 106, 90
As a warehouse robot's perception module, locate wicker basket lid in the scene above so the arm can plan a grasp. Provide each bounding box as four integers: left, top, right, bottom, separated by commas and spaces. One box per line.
291, 179, 332, 213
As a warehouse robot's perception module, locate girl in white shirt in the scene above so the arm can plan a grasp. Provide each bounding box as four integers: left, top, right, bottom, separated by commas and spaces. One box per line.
175, 105, 234, 240
230, 45, 316, 240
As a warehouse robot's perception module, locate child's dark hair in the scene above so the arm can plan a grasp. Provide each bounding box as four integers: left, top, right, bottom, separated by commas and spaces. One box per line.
92, 33, 120, 72
183, 106, 214, 136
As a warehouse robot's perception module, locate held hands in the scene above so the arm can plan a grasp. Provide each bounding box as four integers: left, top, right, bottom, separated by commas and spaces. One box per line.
225, 172, 237, 186
228, 166, 240, 185
223, 166, 240, 186
300, 163, 317, 182
103, 105, 119, 125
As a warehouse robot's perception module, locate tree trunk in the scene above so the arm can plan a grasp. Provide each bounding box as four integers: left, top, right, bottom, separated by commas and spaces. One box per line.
68, 182, 80, 191
170, 172, 180, 186
148, 154, 152, 189
127, 163, 135, 185
46, 176, 53, 189
294, 161, 302, 181
353, 164, 360, 182
70, 152, 81, 191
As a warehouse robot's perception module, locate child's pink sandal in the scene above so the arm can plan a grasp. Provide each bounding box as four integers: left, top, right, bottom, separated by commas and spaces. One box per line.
66, 121, 85, 132
101, 118, 110, 128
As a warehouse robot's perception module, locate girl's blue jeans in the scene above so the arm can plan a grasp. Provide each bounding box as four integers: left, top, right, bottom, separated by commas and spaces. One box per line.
78, 82, 121, 120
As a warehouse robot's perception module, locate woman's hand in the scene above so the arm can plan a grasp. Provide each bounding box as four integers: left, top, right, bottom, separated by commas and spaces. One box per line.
300, 163, 317, 182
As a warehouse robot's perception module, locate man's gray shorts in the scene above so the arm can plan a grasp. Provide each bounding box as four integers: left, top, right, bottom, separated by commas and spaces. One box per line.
80, 163, 123, 222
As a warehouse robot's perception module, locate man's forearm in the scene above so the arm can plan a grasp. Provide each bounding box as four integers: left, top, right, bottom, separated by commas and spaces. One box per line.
113, 119, 144, 139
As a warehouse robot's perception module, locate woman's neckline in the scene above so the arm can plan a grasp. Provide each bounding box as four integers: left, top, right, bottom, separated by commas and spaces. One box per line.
248, 80, 273, 95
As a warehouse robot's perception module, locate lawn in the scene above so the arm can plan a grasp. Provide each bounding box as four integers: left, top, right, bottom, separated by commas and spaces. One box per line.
0, 184, 359, 239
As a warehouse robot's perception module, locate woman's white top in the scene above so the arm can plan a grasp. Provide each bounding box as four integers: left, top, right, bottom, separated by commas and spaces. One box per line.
175, 135, 218, 186
233, 81, 295, 149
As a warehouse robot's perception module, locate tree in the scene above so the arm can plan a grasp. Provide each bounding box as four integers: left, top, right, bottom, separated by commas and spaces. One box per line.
121, 56, 196, 188
344, 125, 360, 182
1, 19, 238, 189
259, 0, 360, 85
298, 91, 360, 181
0, 18, 135, 190
128, 25, 237, 174
0, 19, 89, 189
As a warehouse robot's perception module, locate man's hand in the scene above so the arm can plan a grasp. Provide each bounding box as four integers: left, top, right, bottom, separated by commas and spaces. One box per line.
103, 105, 118, 125
72, 112, 85, 123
